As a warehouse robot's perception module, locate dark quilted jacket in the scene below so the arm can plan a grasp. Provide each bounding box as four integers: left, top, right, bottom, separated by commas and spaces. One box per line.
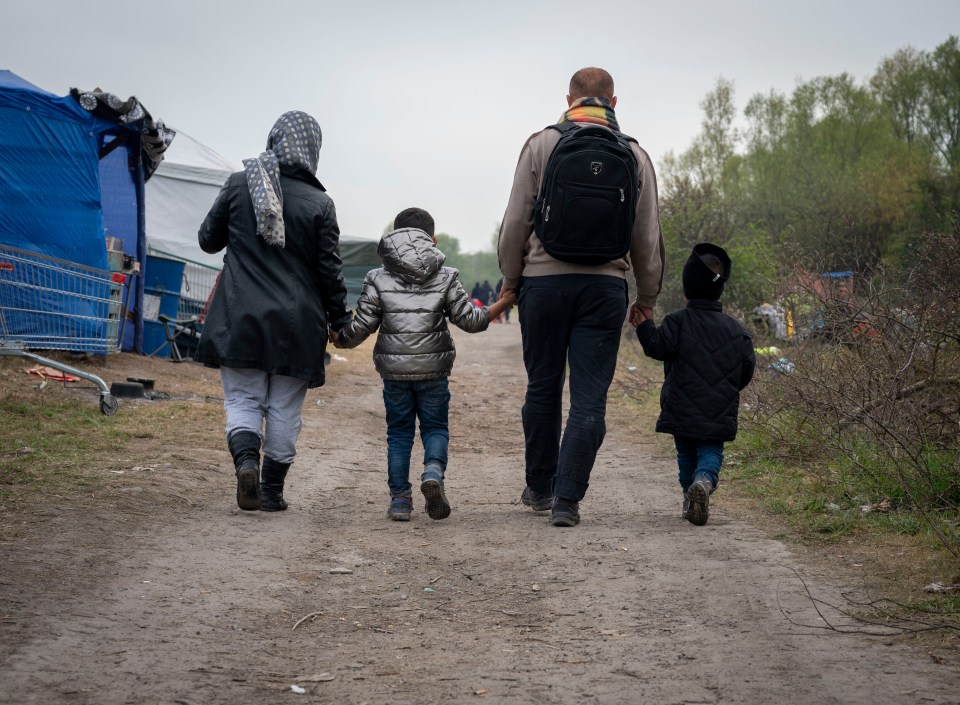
636, 300, 755, 441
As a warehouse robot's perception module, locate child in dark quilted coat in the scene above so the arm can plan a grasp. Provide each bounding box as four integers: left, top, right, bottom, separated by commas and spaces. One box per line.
633, 243, 756, 526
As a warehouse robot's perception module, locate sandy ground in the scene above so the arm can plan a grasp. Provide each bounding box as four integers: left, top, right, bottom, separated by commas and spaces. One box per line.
1, 322, 958, 704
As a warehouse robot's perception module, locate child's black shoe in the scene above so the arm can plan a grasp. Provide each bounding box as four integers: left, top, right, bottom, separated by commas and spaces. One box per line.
421, 479, 451, 520
687, 475, 713, 526
388, 496, 413, 521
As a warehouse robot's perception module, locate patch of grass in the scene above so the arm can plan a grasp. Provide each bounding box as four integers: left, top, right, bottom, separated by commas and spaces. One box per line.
722, 428, 960, 629
0, 393, 131, 499
0, 390, 221, 510
765, 497, 790, 515
612, 341, 960, 651
736, 423, 960, 550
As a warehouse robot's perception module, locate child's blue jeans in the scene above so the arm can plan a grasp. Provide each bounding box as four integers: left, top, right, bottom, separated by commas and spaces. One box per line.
383, 378, 450, 497
674, 436, 724, 493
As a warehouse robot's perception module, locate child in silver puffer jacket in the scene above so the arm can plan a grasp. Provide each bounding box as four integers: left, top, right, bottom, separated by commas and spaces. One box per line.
333, 207, 515, 521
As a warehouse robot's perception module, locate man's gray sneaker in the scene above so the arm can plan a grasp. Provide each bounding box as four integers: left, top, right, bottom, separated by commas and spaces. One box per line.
551, 499, 580, 527
521, 486, 553, 511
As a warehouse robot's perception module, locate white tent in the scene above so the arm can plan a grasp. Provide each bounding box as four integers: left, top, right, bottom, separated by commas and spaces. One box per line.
144, 130, 380, 323
145, 130, 239, 315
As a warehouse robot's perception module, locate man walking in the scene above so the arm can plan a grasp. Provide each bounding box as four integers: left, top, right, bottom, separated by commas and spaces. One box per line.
497, 67, 664, 526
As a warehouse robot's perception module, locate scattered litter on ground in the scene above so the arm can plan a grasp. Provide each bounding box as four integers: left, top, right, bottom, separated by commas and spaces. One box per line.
291, 612, 323, 631
769, 357, 795, 375
923, 582, 960, 594
290, 684, 306, 694
24, 366, 78, 382
329, 567, 353, 575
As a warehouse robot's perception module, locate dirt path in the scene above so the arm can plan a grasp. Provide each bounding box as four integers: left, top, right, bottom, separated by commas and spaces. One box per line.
1, 323, 958, 704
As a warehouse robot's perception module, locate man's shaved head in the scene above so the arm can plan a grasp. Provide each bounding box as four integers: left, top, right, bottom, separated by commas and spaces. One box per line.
568, 68, 615, 100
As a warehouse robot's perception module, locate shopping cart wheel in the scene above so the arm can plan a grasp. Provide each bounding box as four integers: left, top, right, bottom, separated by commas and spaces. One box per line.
100, 395, 119, 416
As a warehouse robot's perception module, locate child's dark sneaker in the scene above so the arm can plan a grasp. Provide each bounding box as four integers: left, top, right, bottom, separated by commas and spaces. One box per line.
550, 499, 580, 527
420, 479, 451, 520
521, 486, 553, 511
388, 496, 413, 521
687, 476, 712, 526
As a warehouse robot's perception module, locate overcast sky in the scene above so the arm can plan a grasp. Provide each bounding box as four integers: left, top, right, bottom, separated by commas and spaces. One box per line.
3, 1, 958, 251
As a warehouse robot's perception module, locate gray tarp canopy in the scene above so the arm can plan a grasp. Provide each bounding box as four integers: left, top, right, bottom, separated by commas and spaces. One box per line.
339, 238, 379, 309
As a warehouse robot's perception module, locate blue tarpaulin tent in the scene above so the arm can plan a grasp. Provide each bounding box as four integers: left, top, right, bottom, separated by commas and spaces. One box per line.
0, 70, 148, 351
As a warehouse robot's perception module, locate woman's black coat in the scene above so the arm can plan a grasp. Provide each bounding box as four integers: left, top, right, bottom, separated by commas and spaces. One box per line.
193, 165, 351, 387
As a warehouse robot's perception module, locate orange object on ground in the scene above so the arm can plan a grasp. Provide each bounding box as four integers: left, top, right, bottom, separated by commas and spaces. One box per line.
25, 366, 79, 382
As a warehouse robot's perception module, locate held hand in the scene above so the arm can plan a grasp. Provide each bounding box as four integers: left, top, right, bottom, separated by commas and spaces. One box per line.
501, 289, 517, 307
628, 303, 654, 327
329, 328, 343, 348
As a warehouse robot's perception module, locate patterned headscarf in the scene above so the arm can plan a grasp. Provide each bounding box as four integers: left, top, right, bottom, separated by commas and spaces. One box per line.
242, 111, 322, 247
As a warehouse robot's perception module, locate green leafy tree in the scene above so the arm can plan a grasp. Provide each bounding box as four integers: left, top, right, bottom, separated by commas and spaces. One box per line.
432, 229, 501, 295
923, 36, 960, 170
739, 72, 929, 270
435, 233, 460, 257
871, 46, 928, 145
659, 78, 746, 311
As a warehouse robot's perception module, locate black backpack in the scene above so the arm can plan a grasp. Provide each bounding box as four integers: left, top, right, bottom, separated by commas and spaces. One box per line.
534, 122, 639, 265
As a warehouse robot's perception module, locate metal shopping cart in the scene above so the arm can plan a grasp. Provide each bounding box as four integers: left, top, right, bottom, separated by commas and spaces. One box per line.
0, 244, 124, 415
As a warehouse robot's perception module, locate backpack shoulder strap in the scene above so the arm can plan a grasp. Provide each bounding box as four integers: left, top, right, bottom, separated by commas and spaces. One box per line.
545, 122, 581, 135
550, 122, 637, 147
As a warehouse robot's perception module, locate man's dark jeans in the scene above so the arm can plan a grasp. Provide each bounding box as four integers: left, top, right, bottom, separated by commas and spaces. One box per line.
383, 378, 450, 498
518, 274, 628, 503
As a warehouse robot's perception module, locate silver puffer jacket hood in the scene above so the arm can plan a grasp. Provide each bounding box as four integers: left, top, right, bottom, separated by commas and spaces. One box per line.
378, 228, 445, 284
338, 228, 489, 380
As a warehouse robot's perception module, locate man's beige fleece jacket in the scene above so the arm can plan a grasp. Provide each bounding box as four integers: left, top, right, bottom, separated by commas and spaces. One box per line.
497, 126, 664, 309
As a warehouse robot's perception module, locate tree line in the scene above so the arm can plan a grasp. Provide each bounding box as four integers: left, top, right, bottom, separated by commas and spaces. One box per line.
657, 35, 960, 315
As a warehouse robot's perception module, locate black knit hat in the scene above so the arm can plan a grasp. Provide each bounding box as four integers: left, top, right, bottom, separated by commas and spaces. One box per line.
682, 243, 731, 301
